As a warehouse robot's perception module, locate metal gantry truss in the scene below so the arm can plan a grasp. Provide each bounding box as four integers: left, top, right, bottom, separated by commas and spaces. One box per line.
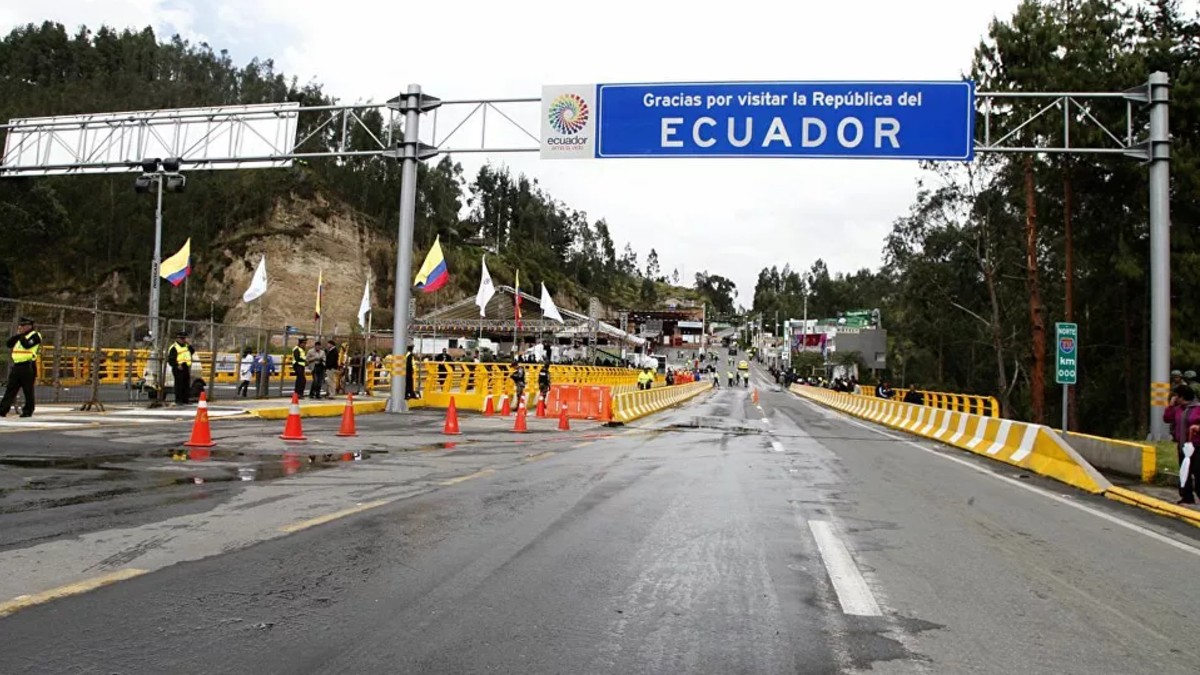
0, 74, 1173, 434
0, 86, 1164, 172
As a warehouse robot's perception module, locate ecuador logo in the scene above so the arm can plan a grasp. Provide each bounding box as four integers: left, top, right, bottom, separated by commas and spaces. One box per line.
548, 94, 590, 135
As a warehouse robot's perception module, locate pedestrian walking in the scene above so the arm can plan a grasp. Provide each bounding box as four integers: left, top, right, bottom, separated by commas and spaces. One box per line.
166, 331, 195, 405
1164, 384, 1200, 504
307, 340, 326, 399
237, 349, 254, 397
0, 317, 41, 418
292, 337, 309, 397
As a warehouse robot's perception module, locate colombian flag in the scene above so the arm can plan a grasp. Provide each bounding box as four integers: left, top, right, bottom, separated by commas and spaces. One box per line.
414, 236, 449, 293
160, 238, 191, 287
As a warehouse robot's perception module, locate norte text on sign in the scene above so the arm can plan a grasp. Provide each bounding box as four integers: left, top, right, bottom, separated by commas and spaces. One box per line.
1055, 322, 1079, 385
584, 81, 974, 160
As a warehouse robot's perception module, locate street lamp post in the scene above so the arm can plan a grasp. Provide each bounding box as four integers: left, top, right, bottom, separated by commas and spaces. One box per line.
135, 158, 186, 404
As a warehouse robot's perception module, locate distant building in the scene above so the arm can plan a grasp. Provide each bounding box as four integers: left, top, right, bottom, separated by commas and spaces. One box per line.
784, 309, 886, 375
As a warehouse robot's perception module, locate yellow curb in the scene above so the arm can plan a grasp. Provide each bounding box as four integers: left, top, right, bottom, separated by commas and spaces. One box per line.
248, 400, 387, 420
0, 568, 148, 618
1105, 486, 1200, 529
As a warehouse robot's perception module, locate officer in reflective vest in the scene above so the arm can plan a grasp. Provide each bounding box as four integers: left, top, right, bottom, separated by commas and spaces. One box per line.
166, 331, 195, 405
0, 316, 42, 418
292, 337, 308, 397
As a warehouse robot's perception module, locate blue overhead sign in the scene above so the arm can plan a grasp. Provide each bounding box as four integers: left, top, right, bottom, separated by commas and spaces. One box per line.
542, 81, 975, 161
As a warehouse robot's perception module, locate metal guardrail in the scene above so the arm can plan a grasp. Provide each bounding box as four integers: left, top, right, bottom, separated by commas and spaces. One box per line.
361, 360, 645, 411
861, 386, 1000, 418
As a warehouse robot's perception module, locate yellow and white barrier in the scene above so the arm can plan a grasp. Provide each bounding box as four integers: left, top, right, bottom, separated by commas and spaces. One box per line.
610, 380, 713, 424
792, 385, 1111, 494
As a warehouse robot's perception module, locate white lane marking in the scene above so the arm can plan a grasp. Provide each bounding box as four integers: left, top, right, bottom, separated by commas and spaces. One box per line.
826, 410, 1200, 559
761, 417, 770, 425
771, 440, 785, 453
808, 519, 883, 616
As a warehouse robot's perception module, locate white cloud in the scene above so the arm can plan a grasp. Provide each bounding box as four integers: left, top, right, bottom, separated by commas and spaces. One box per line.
8, 0, 1026, 304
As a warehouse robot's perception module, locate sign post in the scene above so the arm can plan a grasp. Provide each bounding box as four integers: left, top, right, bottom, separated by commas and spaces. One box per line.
1055, 322, 1079, 434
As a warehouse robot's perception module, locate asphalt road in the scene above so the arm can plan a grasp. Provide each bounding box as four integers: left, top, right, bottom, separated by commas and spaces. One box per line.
2, 361, 1199, 674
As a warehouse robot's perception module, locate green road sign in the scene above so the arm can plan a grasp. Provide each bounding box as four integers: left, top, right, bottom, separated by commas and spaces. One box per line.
1056, 322, 1078, 385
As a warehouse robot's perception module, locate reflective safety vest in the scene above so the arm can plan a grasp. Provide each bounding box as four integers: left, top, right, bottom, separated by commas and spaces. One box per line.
12, 330, 40, 364
292, 346, 307, 369
637, 371, 651, 385
168, 341, 192, 367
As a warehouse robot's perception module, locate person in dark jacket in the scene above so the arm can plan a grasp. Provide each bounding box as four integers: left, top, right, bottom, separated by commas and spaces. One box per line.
902, 387, 924, 405
1164, 384, 1200, 504
404, 346, 418, 399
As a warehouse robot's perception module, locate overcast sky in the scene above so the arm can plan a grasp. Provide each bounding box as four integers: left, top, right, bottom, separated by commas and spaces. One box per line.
5, 0, 1028, 303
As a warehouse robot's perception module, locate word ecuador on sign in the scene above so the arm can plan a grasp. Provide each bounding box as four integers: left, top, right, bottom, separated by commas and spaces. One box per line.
539, 81, 974, 161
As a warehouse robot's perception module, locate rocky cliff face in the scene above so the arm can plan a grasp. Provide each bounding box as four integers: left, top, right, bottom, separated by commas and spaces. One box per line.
215, 194, 390, 335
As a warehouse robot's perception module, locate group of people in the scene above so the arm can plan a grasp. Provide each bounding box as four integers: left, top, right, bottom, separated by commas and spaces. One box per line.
1163, 368, 1200, 505
288, 337, 346, 400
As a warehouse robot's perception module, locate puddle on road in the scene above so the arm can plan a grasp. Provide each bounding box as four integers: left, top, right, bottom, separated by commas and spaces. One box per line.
0, 447, 384, 488
666, 416, 767, 435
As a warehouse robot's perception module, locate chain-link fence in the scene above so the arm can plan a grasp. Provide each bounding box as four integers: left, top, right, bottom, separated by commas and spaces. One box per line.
0, 297, 379, 408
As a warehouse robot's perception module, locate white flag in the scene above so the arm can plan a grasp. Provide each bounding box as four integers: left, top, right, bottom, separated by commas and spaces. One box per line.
242, 255, 267, 303
357, 277, 372, 328
475, 256, 496, 317
540, 282, 564, 324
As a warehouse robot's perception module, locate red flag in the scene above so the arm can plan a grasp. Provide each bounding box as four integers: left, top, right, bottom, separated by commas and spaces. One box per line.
515, 270, 523, 328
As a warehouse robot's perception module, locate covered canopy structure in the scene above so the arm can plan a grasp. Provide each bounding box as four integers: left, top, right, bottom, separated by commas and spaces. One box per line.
411, 285, 645, 348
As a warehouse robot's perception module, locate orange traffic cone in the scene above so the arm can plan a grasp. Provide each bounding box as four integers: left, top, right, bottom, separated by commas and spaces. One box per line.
184, 391, 215, 448
336, 393, 358, 437
536, 395, 547, 418
500, 395, 512, 417
279, 392, 307, 441
558, 405, 571, 431
444, 396, 462, 435
483, 395, 495, 417
752, 388, 759, 404
513, 405, 528, 433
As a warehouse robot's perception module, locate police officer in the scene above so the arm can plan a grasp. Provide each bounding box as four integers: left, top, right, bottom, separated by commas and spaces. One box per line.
0, 317, 41, 417
166, 331, 195, 405
292, 337, 308, 397
537, 363, 551, 399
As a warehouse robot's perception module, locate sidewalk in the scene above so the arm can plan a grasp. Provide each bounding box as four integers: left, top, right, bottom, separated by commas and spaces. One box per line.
1104, 472, 1200, 528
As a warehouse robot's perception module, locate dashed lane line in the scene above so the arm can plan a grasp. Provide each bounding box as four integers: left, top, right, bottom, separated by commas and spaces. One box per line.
278, 499, 391, 533
771, 440, 785, 453
0, 568, 148, 619
525, 451, 557, 462
439, 468, 497, 487
807, 519, 883, 617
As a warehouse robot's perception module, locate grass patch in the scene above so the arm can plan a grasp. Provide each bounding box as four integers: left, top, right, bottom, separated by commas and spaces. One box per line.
1154, 440, 1180, 486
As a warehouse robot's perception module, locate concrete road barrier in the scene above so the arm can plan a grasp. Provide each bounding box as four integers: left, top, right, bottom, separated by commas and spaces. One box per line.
1066, 432, 1156, 483
610, 381, 713, 425
792, 385, 1110, 495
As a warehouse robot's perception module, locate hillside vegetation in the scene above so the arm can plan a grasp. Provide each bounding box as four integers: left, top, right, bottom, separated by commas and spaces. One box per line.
751, 0, 1200, 438
0, 22, 724, 326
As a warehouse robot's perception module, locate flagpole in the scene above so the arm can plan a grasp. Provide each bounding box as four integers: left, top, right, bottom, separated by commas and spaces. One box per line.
182, 274, 188, 323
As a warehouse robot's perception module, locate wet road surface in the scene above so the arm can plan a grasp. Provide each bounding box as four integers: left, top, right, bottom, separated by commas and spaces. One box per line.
1, 363, 1199, 674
